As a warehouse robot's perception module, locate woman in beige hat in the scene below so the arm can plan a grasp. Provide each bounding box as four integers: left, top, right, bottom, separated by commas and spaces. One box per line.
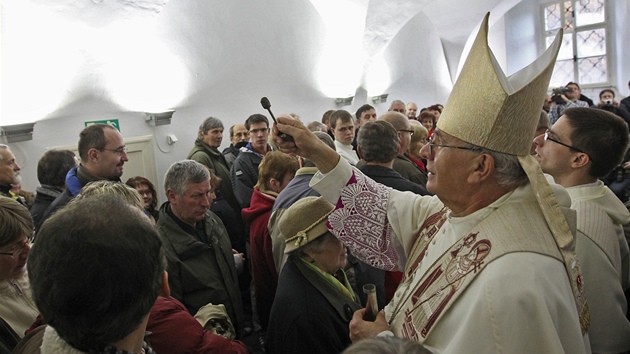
265, 196, 363, 354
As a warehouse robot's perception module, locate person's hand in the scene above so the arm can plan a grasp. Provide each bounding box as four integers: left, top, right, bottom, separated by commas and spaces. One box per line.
560, 94, 570, 103
272, 117, 318, 157
349, 309, 389, 343
273, 116, 340, 173
623, 161, 630, 170
232, 250, 245, 275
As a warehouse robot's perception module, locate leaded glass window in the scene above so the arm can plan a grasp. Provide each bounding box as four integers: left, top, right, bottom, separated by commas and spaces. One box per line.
543, 0, 608, 86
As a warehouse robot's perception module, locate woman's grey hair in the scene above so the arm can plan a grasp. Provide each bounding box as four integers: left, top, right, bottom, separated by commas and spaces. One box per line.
164, 160, 210, 196
463, 143, 528, 187
198, 117, 224, 136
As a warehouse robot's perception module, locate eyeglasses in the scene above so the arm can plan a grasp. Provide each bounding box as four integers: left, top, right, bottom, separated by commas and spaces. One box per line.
0, 236, 32, 258
427, 136, 479, 155
101, 146, 128, 155
543, 130, 586, 154
398, 129, 414, 136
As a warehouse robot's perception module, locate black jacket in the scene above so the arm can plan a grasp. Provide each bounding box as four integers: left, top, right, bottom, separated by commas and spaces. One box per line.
266, 257, 362, 354
156, 203, 244, 337
359, 164, 428, 195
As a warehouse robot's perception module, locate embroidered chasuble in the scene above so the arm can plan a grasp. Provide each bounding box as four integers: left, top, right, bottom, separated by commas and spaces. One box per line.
311, 160, 589, 353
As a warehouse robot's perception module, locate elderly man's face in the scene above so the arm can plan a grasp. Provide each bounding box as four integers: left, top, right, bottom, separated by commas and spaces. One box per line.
421, 130, 481, 207
0, 148, 21, 186
168, 179, 214, 226
202, 127, 224, 148
230, 124, 250, 146
406, 104, 417, 118
390, 103, 406, 114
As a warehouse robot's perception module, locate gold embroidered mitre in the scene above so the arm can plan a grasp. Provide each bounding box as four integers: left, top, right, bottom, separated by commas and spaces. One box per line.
437, 12, 562, 155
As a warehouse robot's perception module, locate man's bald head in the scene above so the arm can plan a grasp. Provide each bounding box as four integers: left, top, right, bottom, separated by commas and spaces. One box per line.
379, 112, 410, 130
379, 112, 411, 154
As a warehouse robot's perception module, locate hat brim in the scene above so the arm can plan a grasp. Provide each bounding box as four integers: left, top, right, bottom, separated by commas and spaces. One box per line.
284, 218, 331, 254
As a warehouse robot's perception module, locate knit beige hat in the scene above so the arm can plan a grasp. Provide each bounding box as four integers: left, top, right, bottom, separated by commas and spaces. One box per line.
437, 13, 589, 334
280, 196, 335, 254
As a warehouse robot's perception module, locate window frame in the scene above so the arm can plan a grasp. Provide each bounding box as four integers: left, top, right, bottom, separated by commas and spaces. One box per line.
541, 0, 612, 89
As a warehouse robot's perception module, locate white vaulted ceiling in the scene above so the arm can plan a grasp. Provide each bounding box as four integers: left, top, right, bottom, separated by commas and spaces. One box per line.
1, 0, 524, 126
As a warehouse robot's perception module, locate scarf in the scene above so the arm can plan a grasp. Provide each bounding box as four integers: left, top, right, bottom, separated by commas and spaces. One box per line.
299, 257, 356, 302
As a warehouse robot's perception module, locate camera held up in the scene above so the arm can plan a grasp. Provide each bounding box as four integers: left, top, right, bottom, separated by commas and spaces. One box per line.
551, 87, 572, 104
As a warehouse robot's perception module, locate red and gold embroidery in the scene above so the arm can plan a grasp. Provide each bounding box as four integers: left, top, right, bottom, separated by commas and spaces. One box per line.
390, 230, 493, 339
404, 208, 448, 280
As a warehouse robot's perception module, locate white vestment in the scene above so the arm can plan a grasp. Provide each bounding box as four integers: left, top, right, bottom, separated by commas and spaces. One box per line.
311, 158, 590, 354
334, 140, 359, 166
566, 181, 630, 353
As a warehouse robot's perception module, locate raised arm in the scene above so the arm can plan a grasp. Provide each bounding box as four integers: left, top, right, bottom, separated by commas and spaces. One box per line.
273, 117, 339, 173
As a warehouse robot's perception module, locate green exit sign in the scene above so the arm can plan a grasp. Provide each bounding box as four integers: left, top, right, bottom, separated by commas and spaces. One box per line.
84, 119, 120, 131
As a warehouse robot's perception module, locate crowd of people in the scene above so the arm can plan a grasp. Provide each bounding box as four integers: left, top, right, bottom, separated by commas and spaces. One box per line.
1, 14, 630, 354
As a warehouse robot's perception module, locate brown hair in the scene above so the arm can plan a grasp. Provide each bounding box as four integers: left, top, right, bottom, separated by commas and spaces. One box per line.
255, 151, 299, 192
126, 176, 158, 210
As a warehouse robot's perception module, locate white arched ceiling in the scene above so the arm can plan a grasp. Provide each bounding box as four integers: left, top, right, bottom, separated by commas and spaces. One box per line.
1, 0, 526, 127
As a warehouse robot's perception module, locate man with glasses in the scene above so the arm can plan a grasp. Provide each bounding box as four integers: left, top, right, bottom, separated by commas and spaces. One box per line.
231, 114, 272, 208
380, 112, 427, 187
271, 14, 588, 353
534, 107, 630, 353
38, 124, 129, 229
223, 124, 251, 169
0, 197, 38, 347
